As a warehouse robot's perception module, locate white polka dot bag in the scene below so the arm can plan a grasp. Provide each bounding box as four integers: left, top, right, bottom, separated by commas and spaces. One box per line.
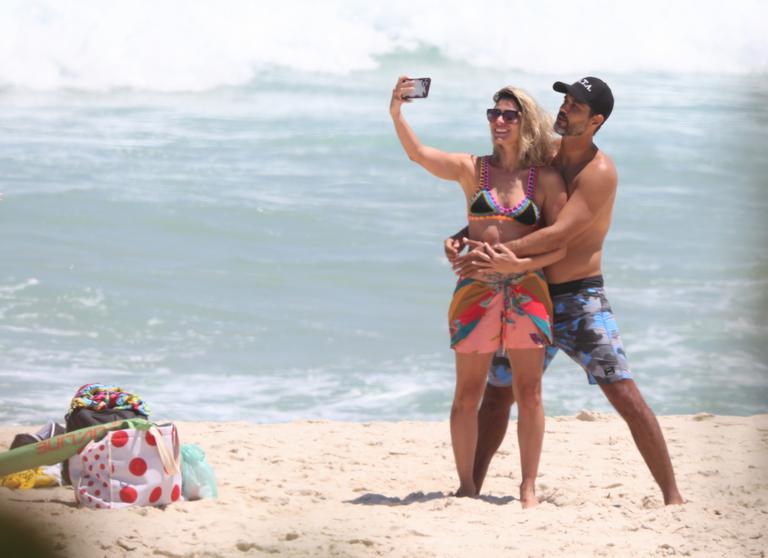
68, 423, 182, 509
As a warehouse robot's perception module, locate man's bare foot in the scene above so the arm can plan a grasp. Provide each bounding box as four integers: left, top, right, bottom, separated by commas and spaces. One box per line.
454, 485, 476, 498
520, 483, 538, 509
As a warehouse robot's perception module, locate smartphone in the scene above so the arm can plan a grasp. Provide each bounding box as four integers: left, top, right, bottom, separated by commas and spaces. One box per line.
403, 77, 431, 99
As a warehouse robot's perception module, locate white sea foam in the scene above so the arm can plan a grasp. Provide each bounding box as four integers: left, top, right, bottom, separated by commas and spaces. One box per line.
0, 0, 765, 92
72, 288, 106, 309
0, 353, 456, 423
0, 324, 98, 338
0, 278, 40, 296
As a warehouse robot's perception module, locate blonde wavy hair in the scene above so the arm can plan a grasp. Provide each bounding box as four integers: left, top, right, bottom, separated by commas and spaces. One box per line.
492, 87, 555, 167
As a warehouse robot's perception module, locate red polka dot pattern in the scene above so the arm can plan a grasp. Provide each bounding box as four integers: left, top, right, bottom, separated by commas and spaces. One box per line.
73, 425, 182, 510
129, 458, 148, 477
150, 487, 162, 503
120, 486, 137, 503
111, 430, 129, 447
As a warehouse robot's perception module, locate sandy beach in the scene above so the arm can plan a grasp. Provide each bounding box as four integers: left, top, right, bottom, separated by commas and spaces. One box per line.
1, 412, 766, 558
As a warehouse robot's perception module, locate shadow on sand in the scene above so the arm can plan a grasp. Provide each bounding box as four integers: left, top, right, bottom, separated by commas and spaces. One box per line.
6, 496, 77, 508
345, 491, 518, 506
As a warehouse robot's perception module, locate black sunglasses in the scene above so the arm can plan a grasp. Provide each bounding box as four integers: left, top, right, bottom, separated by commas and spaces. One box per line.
486, 108, 521, 123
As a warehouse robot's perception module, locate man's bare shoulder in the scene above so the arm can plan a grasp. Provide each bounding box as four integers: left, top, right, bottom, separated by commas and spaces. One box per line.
576, 150, 617, 189
590, 150, 617, 175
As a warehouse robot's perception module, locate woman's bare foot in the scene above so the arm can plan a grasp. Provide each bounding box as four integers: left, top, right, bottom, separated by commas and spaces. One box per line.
665, 493, 686, 505
520, 483, 538, 509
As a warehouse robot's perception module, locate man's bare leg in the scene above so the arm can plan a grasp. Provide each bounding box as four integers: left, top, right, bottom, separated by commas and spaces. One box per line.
473, 384, 515, 493
600, 379, 684, 505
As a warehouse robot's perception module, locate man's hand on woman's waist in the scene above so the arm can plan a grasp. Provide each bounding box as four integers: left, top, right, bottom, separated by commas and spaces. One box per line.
451, 240, 527, 277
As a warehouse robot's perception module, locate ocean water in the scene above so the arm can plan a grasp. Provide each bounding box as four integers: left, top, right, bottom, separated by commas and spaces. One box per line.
1, 1, 767, 424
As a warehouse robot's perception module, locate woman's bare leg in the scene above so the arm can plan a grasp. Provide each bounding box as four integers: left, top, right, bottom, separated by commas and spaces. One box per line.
506, 347, 546, 508
451, 351, 495, 497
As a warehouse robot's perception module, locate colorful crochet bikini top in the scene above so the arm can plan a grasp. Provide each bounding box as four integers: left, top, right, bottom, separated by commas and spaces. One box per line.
468, 156, 541, 227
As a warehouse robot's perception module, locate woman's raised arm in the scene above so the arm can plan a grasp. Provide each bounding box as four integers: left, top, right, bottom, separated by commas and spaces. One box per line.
390, 76, 473, 183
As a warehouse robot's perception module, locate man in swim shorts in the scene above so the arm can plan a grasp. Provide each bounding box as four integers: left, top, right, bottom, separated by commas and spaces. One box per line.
450, 77, 684, 505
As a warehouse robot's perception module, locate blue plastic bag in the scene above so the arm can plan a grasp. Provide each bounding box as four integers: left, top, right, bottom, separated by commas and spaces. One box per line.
180, 443, 218, 500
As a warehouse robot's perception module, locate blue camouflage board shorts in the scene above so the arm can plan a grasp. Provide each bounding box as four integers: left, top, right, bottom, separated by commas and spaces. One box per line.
488, 275, 632, 387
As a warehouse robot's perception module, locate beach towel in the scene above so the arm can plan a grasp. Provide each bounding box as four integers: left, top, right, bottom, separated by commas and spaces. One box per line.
67, 383, 150, 418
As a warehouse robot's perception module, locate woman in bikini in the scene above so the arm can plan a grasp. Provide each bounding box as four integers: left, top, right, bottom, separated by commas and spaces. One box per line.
390, 77, 567, 506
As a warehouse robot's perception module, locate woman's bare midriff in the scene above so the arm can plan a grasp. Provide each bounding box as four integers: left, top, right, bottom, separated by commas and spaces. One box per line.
468, 219, 539, 283
469, 218, 536, 249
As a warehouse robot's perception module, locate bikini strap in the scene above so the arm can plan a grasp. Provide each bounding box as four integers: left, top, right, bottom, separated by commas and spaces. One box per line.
526, 166, 538, 197
475, 156, 490, 192
481, 156, 490, 191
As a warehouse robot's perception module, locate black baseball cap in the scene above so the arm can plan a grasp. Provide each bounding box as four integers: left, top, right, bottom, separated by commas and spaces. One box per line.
553, 77, 614, 121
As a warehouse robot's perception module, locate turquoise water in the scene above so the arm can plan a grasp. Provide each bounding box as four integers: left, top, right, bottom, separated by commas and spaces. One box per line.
1, 2, 767, 424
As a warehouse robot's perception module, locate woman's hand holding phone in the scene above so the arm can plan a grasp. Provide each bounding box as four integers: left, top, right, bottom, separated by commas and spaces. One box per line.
390, 76, 431, 116
403, 77, 431, 99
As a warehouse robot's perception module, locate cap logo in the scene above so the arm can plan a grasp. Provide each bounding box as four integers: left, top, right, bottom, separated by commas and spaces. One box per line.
579, 79, 592, 92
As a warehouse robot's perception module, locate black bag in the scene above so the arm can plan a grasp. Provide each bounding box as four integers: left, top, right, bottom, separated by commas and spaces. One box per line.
65, 408, 142, 432
9, 421, 65, 450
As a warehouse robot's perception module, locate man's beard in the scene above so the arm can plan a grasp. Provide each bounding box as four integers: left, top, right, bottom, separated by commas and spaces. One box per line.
554, 112, 587, 136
